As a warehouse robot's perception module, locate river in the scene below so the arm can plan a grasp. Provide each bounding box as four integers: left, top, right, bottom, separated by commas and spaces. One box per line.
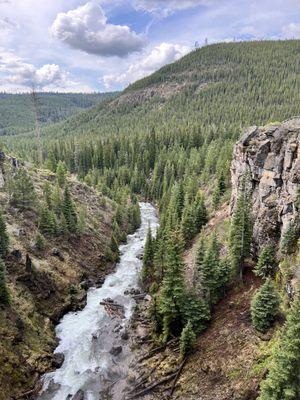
38, 202, 159, 400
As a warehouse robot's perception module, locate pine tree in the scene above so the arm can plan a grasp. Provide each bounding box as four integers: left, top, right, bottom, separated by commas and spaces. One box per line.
77, 207, 86, 235
217, 256, 231, 296
258, 296, 300, 400
129, 203, 141, 232
39, 206, 57, 236
181, 292, 210, 332
0, 211, 9, 257
56, 160, 67, 187
62, 185, 78, 233
194, 193, 208, 231
212, 172, 226, 208
51, 184, 62, 216
254, 245, 276, 279
7, 168, 36, 208
229, 183, 252, 279
35, 232, 45, 251
42, 181, 52, 208
280, 220, 300, 256
201, 233, 220, 304
167, 183, 184, 230
180, 321, 196, 357
0, 258, 9, 304
195, 236, 206, 268
148, 294, 162, 334
159, 230, 185, 342
110, 234, 120, 262
194, 235, 206, 294
142, 226, 154, 282
181, 203, 196, 244
251, 278, 280, 333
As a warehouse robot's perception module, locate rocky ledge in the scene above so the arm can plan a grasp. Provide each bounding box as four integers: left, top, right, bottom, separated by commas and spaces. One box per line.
231, 118, 300, 251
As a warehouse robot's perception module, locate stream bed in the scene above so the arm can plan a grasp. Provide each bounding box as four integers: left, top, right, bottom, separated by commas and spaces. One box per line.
38, 202, 159, 400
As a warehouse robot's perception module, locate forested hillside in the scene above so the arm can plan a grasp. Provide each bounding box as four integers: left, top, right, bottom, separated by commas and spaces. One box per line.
1, 40, 300, 399
0, 92, 116, 136
3, 40, 300, 191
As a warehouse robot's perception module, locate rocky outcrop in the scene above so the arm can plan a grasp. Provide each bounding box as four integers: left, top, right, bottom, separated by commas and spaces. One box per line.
231, 118, 300, 251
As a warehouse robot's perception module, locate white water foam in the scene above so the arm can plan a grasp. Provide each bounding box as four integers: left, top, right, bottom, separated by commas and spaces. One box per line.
38, 202, 158, 400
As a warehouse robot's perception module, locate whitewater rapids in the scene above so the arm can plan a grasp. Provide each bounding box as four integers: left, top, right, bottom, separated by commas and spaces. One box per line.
38, 202, 158, 400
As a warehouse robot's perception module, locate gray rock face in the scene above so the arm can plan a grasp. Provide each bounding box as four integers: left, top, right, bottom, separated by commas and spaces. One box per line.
52, 353, 65, 368
231, 118, 300, 251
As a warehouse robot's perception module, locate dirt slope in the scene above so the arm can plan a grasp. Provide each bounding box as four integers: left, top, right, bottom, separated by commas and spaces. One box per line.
0, 158, 115, 399
175, 270, 264, 400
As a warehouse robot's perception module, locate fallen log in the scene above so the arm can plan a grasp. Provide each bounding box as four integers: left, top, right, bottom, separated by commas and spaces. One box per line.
100, 299, 125, 319
136, 338, 178, 363
132, 293, 146, 300
168, 357, 187, 398
127, 371, 178, 399
129, 354, 168, 394
100, 301, 124, 309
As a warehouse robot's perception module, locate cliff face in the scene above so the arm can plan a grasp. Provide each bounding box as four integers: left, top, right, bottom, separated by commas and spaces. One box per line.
231, 118, 300, 251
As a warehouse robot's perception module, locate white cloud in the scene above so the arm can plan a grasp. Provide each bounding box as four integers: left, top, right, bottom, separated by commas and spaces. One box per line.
103, 42, 190, 90
50, 1, 145, 57
0, 17, 16, 30
133, 0, 213, 15
282, 22, 300, 38
0, 50, 67, 89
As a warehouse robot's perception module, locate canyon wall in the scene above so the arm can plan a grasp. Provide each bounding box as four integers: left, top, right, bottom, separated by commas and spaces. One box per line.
231, 118, 300, 251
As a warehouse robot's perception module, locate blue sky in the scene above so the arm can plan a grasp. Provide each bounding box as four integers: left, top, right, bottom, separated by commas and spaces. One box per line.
0, 0, 299, 92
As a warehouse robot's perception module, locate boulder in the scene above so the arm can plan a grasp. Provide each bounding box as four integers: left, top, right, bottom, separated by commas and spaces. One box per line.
121, 330, 129, 340
51, 248, 65, 261
11, 249, 22, 260
52, 353, 65, 368
109, 346, 122, 356
72, 390, 84, 400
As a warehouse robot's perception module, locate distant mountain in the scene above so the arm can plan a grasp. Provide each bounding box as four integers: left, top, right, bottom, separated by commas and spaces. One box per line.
0, 92, 117, 136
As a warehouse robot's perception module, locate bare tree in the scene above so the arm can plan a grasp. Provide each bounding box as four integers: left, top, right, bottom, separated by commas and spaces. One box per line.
31, 87, 43, 166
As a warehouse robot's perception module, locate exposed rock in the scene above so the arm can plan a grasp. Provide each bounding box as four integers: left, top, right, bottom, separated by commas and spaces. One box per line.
52, 353, 65, 368
51, 248, 65, 261
124, 288, 141, 296
109, 346, 122, 356
72, 389, 84, 400
231, 118, 300, 251
11, 249, 22, 260
121, 330, 129, 340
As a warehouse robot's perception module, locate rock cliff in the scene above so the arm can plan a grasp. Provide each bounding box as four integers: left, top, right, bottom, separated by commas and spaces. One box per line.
231, 118, 300, 252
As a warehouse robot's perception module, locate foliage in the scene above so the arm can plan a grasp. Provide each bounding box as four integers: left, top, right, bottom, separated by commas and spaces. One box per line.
159, 230, 185, 342
0, 92, 116, 136
258, 296, 300, 400
251, 278, 280, 332
35, 233, 45, 251
212, 172, 226, 208
56, 161, 67, 187
6, 168, 36, 208
254, 245, 276, 278
281, 189, 300, 255
0, 258, 9, 304
200, 233, 221, 304
39, 206, 57, 236
0, 211, 9, 257
229, 181, 252, 279
110, 235, 120, 262
180, 321, 196, 357
181, 292, 211, 333
62, 185, 78, 233
142, 226, 154, 282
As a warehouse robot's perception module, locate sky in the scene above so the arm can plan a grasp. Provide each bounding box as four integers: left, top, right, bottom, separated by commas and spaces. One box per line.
0, 0, 300, 93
